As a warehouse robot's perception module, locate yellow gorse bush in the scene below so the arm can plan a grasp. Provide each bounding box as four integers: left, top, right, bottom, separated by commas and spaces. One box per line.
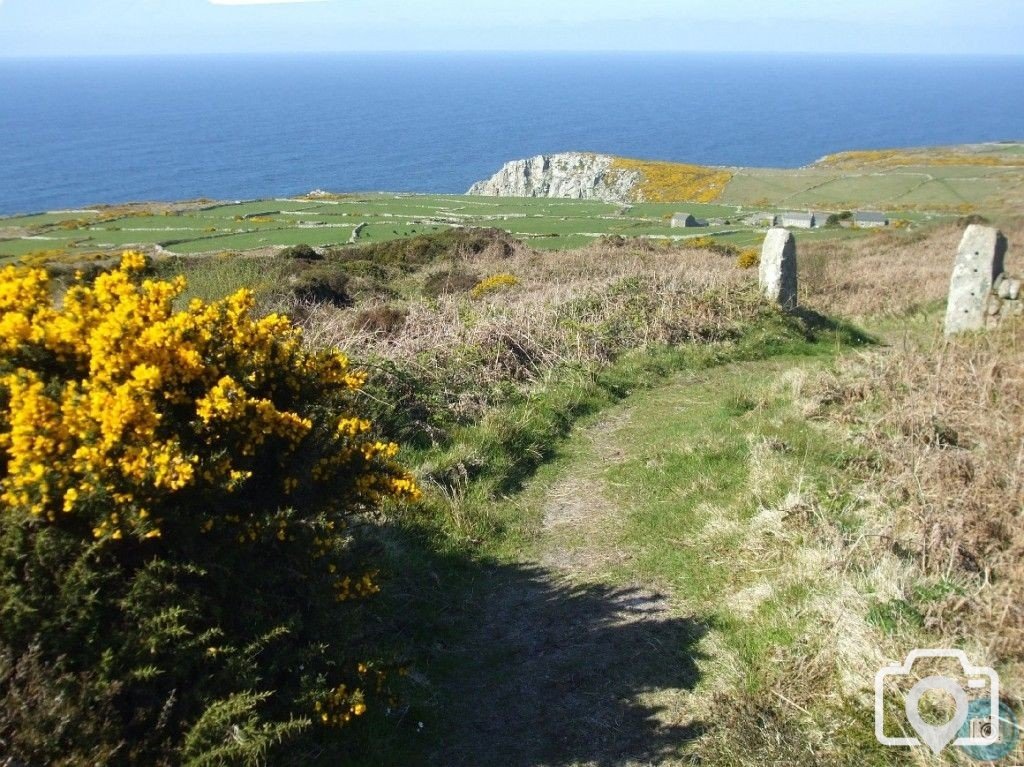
470, 272, 520, 299
686, 236, 719, 251
0, 251, 419, 543
0, 251, 424, 761
736, 248, 760, 270
610, 157, 733, 203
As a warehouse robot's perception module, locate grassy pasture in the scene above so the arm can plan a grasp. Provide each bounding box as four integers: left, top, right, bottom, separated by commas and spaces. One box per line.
0, 236, 87, 258
4, 143, 1019, 263
722, 163, 1024, 210
0, 211, 101, 228
7, 156, 1012, 263
0, 193, 891, 263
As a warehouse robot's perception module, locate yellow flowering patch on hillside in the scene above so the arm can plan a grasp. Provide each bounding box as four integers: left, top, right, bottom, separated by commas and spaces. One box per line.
0, 252, 419, 543
612, 157, 733, 203
471, 272, 520, 299
815, 148, 1024, 169
20, 250, 112, 267
736, 249, 760, 270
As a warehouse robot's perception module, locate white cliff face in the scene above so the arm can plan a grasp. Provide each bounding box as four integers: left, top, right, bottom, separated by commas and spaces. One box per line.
468, 153, 641, 202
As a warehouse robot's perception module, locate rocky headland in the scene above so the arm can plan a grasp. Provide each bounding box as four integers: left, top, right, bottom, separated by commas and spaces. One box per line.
467, 152, 641, 202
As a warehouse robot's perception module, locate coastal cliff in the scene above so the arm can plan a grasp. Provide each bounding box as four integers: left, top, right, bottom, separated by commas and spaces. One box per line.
468, 152, 733, 203
467, 153, 641, 202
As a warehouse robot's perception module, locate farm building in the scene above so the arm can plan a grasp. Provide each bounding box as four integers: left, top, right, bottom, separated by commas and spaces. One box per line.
779, 212, 815, 229
854, 211, 889, 227
670, 213, 703, 228
744, 212, 778, 227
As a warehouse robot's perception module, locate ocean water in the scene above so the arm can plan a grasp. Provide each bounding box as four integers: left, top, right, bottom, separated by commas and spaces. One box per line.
1, 53, 1022, 216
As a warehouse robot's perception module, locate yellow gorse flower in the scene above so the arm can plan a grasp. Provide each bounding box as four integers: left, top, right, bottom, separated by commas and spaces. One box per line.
0, 252, 420, 541
315, 666, 380, 727
470, 272, 520, 299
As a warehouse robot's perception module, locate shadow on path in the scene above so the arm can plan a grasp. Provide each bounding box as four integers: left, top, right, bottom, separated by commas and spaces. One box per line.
423, 560, 707, 766
790, 306, 876, 345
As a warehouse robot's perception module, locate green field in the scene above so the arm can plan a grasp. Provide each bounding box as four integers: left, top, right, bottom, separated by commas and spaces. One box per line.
0, 193, 935, 263
720, 143, 1024, 210
7, 142, 1023, 263
720, 166, 1024, 209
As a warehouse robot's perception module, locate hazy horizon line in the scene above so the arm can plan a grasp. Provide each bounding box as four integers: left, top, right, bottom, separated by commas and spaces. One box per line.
2, 49, 1024, 60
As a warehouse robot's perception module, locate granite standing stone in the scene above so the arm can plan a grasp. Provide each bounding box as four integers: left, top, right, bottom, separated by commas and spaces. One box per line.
759, 227, 798, 310
944, 225, 1007, 334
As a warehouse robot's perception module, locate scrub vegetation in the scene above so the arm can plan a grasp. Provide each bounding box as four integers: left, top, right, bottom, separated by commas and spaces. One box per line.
612, 157, 734, 203
0, 201, 1021, 765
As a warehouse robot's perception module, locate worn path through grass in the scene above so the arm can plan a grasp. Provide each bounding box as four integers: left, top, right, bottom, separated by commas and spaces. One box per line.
428, 352, 912, 766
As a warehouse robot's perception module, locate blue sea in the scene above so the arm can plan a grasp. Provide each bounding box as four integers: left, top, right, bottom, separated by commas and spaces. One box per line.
1, 53, 1023, 216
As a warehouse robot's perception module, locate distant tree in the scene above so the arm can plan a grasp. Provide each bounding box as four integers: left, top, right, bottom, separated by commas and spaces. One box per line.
825, 211, 853, 228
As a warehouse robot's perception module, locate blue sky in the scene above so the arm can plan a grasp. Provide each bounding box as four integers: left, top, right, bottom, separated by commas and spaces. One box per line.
0, 0, 1021, 57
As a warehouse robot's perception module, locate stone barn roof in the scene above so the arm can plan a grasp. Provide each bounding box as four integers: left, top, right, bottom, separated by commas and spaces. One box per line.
855, 211, 889, 224
780, 212, 814, 225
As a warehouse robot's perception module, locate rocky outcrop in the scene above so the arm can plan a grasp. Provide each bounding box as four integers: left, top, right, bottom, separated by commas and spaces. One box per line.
468, 153, 641, 202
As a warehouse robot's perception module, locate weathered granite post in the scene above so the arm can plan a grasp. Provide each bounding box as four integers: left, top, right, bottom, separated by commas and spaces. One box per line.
759, 227, 798, 310
944, 225, 1007, 335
